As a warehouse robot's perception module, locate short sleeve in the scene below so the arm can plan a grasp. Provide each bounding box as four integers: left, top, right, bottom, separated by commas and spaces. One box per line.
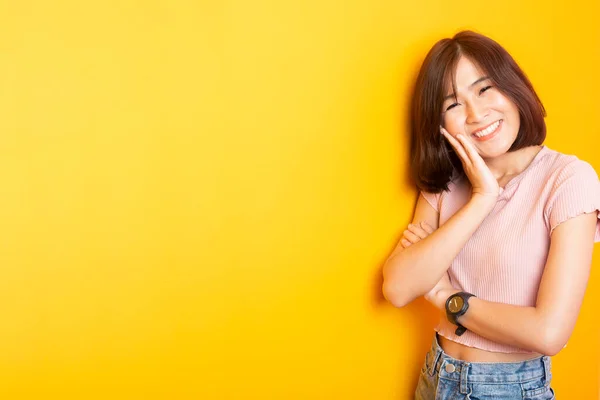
545, 160, 600, 242
420, 191, 441, 213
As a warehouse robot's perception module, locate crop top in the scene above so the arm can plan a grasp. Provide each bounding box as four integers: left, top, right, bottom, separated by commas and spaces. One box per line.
420, 145, 600, 353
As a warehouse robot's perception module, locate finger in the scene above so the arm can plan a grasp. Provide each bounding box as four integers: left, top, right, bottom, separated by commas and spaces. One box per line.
407, 223, 429, 239
403, 229, 421, 243
456, 134, 484, 166
420, 221, 434, 234
441, 127, 471, 166
400, 238, 411, 248
443, 131, 470, 164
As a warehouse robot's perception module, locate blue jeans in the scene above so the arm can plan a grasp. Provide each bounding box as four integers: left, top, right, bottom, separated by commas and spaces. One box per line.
414, 333, 555, 399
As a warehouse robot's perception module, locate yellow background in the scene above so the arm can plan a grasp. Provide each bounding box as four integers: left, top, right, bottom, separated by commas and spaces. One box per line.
0, 0, 598, 399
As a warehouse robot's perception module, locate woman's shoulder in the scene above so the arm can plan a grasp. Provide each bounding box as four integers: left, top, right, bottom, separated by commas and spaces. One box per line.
539, 146, 599, 185
419, 173, 469, 213
539, 147, 600, 240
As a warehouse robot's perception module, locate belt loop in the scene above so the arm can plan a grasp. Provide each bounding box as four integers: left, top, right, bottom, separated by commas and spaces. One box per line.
459, 362, 469, 394
429, 349, 442, 377
542, 356, 552, 384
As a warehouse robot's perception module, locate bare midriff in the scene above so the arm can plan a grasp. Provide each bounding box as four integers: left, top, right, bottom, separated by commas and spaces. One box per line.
437, 335, 544, 363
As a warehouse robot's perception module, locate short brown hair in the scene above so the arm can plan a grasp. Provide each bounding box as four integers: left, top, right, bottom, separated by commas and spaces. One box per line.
410, 30, 546, 193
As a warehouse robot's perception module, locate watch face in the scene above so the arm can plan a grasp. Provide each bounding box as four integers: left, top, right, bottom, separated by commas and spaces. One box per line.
448, 296, 464, 313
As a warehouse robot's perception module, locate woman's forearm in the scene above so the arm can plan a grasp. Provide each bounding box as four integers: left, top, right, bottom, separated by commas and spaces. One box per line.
383, 194, 495, 307
434, 289, 559, 355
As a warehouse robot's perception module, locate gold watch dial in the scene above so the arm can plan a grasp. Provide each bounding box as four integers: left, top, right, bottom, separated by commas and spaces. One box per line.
449, 296, 464, 313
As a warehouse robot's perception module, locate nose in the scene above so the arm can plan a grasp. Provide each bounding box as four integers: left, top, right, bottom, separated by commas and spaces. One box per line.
466, 100, 488, 124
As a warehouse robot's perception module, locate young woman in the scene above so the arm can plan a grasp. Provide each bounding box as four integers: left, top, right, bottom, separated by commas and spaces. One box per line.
382, 31, 600, 399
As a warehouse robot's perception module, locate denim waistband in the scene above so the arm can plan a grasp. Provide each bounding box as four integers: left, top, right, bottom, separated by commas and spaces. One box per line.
425, 333, 552, 395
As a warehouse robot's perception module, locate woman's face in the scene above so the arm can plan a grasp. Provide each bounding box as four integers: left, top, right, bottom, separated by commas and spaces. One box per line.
441, 56, 520, 159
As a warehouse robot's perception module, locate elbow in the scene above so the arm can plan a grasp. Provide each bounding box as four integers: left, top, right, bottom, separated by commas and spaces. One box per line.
543, 337, 568, 357
540, 341, 564, 357
382, 280, 411, 308
538, 322, 568, 357
382, 255, 425, 308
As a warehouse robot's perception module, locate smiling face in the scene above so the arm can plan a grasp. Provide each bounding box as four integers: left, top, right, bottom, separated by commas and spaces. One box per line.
441, 56, 521, 159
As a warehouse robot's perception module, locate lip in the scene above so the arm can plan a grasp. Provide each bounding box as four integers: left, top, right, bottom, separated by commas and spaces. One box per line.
472, 120, 503, 142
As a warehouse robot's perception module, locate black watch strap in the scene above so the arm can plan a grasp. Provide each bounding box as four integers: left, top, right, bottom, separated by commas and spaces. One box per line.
455, 324, 467, 336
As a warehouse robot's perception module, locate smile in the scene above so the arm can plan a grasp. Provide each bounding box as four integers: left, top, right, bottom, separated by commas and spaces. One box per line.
472, 120, 502, 140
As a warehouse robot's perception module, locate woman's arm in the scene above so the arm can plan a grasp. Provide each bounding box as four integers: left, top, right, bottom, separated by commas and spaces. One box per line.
432, 211, 598, 355
382, 193, 495, 308
383, 130, 499, 308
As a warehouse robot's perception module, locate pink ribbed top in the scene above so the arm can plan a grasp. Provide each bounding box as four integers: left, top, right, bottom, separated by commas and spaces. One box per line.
421, 145, 600, 353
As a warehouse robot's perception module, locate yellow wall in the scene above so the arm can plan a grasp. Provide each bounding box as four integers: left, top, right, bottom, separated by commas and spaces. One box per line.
0, 0, 597, 398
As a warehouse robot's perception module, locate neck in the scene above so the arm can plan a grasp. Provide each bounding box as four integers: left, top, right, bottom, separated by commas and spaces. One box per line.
482, 145, 543, 180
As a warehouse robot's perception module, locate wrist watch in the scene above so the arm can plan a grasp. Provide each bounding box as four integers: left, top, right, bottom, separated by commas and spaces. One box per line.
445, 291, 476, 336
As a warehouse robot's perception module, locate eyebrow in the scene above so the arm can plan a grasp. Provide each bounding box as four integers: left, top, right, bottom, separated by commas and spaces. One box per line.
443, 76, 491, 101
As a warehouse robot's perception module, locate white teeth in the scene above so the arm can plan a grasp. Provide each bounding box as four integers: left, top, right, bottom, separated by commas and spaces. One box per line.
474, 121, 500, 138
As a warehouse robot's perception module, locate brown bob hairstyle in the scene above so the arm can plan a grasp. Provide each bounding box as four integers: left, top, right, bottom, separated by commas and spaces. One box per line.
410, 30, 546, 193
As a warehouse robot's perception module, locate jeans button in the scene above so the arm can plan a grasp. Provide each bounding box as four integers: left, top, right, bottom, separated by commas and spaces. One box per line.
445, 363, 456, 373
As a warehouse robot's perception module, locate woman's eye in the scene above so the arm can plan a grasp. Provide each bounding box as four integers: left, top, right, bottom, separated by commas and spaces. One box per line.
445, 103, 459, 111
479, 85, 493, 95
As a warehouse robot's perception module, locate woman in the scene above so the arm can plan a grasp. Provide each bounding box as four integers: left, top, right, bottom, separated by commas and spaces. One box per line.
382, 30, 600, 399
